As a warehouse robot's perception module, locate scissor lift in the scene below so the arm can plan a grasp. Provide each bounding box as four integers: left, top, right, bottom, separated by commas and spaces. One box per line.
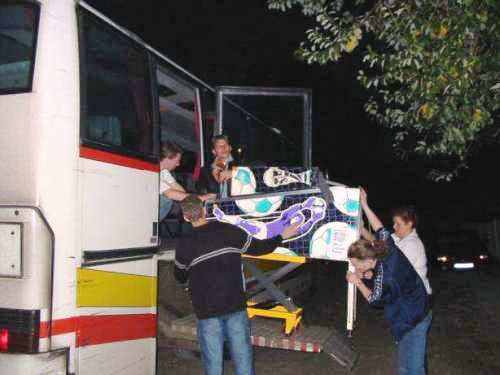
244, 253, 306, 336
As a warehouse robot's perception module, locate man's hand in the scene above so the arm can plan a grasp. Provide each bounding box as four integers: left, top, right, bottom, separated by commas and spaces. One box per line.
347, 271, 373, 302
212, 167, 232, 183
212, 167, 222, 182
281, 222, 300, 240
214, 158, 226, 170
363, 270, 374, 280
218, 169, 233, 182
346, 271, 362, 286
354, 269, 364, 279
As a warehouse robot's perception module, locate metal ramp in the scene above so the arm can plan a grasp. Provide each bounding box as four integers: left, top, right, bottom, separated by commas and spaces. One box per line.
169, 314, 358, 370
170, 314, 330, 353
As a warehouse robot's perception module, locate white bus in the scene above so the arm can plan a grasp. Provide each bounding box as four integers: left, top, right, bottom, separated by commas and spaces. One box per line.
0, 1, 315, 374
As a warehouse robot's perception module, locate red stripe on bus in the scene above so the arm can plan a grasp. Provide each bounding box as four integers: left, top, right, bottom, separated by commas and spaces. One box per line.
39, 314, 156, 346
40, 317, 77, 338
77, 314, 156, 347
80, 146, 159, 172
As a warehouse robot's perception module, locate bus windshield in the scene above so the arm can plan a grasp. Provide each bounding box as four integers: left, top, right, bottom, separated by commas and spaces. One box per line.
0, 3, 39, 93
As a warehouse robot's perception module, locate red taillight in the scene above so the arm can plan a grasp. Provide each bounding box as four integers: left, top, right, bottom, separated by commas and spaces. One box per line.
0, 309, 40, 352
0, 329, 9, 351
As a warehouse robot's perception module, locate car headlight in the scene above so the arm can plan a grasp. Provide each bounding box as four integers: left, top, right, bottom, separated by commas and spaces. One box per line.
437, 256, 449, 263
479, 254, 488, 260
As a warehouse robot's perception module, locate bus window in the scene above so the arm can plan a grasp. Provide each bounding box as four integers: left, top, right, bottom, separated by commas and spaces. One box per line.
156, 66, 201, 186
79, 11, 155, 159
220, 95, 304, 167
0, 3, 39, 94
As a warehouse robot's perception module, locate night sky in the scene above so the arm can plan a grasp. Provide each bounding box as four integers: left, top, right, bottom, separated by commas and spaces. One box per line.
87, 0, 500, 230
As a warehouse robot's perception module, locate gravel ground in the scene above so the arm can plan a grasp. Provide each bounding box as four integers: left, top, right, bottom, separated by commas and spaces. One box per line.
158, 261, 500, 375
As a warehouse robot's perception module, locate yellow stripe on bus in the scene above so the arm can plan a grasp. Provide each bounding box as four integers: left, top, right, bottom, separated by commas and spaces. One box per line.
77, 269, 157, 307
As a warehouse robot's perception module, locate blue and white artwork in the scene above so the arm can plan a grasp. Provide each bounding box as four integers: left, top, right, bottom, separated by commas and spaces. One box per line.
207, 166, 360, 261
231, 166, 320, 195
262, 167, 313, 188
214, 196, 326, 241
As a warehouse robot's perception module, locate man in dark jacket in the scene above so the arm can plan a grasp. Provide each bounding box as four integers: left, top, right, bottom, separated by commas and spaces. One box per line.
197, 134, 237, 197
175, 195, 299, 375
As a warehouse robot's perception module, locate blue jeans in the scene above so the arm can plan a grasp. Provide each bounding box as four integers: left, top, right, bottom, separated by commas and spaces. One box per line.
159, 195, 173, 221
197, 309, 254, 375
398, 311, 432, 375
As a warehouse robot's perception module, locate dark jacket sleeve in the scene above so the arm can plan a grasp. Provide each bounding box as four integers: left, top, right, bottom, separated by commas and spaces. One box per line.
174, 239, 189, 285
174, 264, 188, 285
197, 166, 219, 194
369, 278, 397, 307
375, 227, 397, 252
225, 224, 283, 256
242, 234, 283, 256
367, 263, 398, 307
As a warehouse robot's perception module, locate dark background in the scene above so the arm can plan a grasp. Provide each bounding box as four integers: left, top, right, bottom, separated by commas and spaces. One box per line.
86, 0, 500, 234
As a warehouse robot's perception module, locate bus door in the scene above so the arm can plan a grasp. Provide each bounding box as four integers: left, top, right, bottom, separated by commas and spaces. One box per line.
154, 63, 204, 237
77, 7, 159, 375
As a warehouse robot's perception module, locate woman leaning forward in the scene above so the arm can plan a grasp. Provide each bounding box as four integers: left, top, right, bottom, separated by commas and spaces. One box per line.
346, 189, 432, 375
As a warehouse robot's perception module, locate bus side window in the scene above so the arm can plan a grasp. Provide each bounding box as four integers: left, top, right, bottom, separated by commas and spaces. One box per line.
79, 11, 155, 159
156, 66, 201, 183
0, 3, 40, 94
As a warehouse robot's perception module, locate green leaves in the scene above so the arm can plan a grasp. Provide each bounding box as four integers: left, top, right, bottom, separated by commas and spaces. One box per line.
267, 0, 329, 15
268, 0, 500, 180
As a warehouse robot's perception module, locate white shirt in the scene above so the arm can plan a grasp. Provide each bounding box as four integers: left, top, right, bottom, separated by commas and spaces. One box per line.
160, 169, 177, 194
392, 230, 432, 295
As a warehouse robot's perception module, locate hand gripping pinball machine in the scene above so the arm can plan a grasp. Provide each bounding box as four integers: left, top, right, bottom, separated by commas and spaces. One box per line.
207, 87, 359, 367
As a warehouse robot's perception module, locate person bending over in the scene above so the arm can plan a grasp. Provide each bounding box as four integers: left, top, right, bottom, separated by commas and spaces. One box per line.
346, 189, 431, 375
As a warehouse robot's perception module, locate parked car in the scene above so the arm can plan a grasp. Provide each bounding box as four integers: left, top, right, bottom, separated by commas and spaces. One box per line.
435, 231, 491, 271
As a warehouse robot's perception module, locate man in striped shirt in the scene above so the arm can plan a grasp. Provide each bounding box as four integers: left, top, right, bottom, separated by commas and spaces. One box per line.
175, 195, 298, 375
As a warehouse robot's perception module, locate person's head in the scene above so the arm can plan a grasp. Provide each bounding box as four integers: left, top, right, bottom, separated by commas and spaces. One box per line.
392, 206, 417, 239
160, 142, 183, 171
211, 134, 232, 160
180, 194, 205, 223
347, 239, 388, 272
